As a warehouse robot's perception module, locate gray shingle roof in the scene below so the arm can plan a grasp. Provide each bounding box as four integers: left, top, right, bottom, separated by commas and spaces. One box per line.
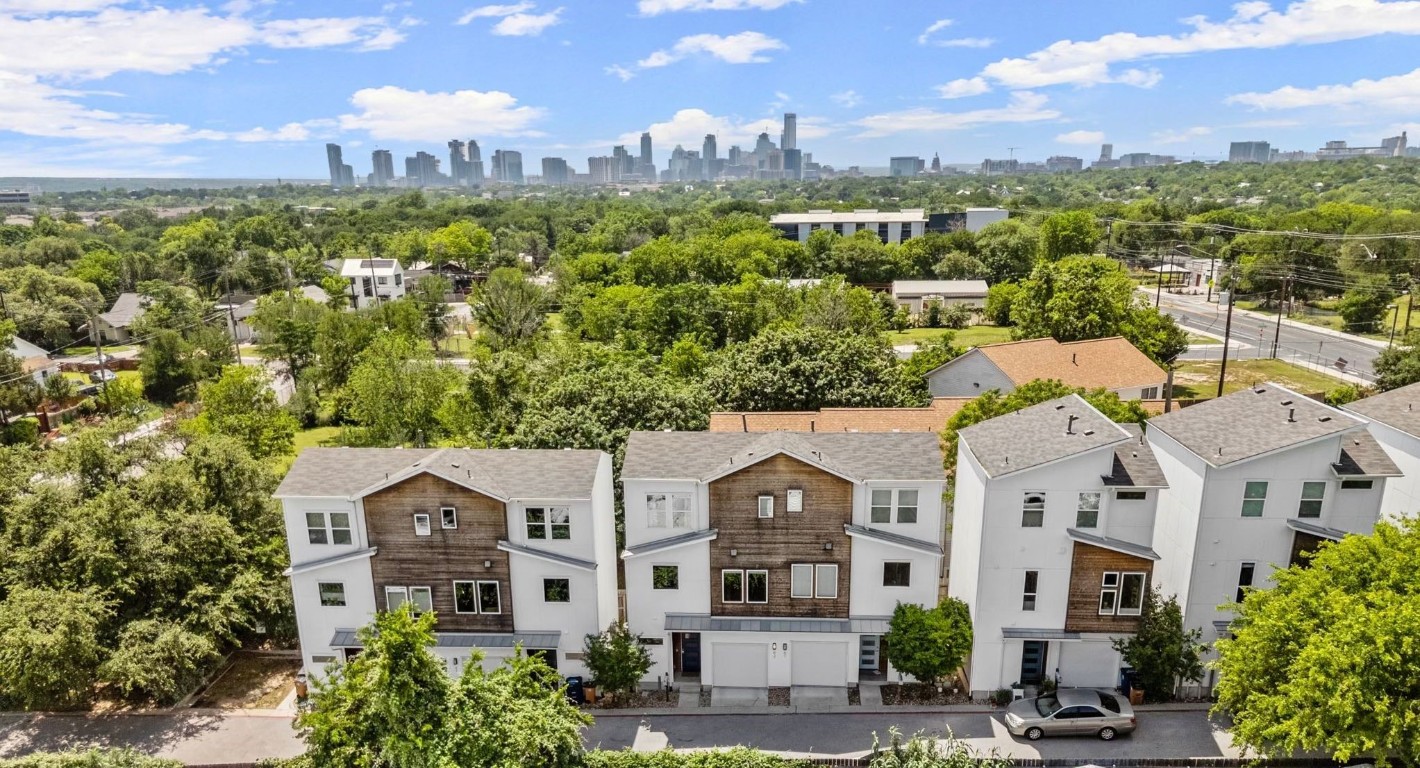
1148, 383, 1362, 467
621, 431, 943, 481
275, 447, 603, 500
1333, 431, 1402, 477
1104, 424, 1169, 488
622, 529, 719, 558
1343, 381, 1420, 438
98, 293, 148, 328
957, 394, 1131, 478
843, 524, 943, 555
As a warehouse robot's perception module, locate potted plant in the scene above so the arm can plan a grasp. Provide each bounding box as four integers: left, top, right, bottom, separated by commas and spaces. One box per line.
1010, 681, 1024, 700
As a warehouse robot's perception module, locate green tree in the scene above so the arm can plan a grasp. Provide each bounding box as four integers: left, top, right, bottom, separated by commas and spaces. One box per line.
800, 276, 884, 335
247, 291, 327, 383
1110, 589, 1203, 703
0, 587, 110, 710
0, 749, 183, 767
883, 597, 973, 686
933, 251, 988, 280
1037, 210, 1101, 262
869, 727, 1010, 768
98, 620, 219, 704
1336, 275, 1396, 334
983, 282, 1020, 326
407, 274, 452, 349
583, 622, 653, 700
440, 651, 590, 768
191, 365, 298, 459
975, 218, 1038, 283
1372, 330, 1420, 391
1119, 304, 1190, 365
0, 321, 41, 430
314, 309, 380, 392
346, 333, 460, 445
139, 329, 196, 405
427, 221, 493, 271
157, 218, 232, 287
706, 326, 915, 411
1214, 520, 1420, 766
474, 267, 547, 351
1012, 255, 1136, 341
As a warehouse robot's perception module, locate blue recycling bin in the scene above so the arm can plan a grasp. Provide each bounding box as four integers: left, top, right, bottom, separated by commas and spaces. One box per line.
565, 675, 586, 705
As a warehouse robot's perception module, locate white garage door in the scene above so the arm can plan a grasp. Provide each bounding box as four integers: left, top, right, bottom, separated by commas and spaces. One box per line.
711, 643, 768, 687
791, 641, 848, 686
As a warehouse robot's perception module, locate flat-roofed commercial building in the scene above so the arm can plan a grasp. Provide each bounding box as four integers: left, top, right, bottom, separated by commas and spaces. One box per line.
770, 209, 927, 244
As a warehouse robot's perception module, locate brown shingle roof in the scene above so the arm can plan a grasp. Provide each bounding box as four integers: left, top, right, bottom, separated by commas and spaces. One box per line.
943, 336, 1166, 392
708, 398, 972, 434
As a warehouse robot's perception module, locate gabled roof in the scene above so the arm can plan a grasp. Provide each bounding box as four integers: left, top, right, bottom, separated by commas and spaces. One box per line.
957, 394, 1132, 479
9, 336, 47, 359
1103, 424, 1169, 488
97, 293, 149, 328
1332, 431, 1402, 477
1148, 383, 1363, 467
890, 280, 989, 298
1342, 381, 1420, 439
338, 258, 401, 277
299, 284, 330, 303
621, 431, 943, 482
928, 337, 1166, 392
275, 447, 603, 500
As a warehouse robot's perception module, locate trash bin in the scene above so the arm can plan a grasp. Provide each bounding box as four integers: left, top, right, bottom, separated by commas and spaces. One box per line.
1129, 687, 1145, 706
295, 672, 309, 700
565, 676, 585, 706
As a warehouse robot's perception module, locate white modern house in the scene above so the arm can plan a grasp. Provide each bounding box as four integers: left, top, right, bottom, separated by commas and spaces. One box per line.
621, 431, 946, 690
1146, 383, 1399, 692
925, 337, 1168, 401
952, 395, 1166, 698
275, 447, 618, 679
769, 209, 928, 245
337, 258, 405, 310
1342, 381, 1420, 519
890, 280, 990, 313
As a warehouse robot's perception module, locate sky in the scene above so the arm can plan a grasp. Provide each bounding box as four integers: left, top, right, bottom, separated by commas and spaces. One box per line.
2, 0, 1420, 178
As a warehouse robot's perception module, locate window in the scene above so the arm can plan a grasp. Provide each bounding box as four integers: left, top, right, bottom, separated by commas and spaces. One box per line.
1141, 387, 1160, 399
385, 586, 409, 612
441, 507, 457, 529
1341, 479, 1374, 490
787, 489, 803, 512
896, 490, 918, 523
409, 586, 433, 615
1236, 562, 1255, 603
306, 512, 328, 545
870, 489, 918, 524
883, 562, 911, 588
652, 565, 679, 590
329, 513, 352, 545
394, 274, 403, 286
311, 655, 338, 666
1242, 481, 1268, 517
1115, 490, 1147, 501
646, 493, 690, 528
722, 570, 744, 603
306, 512, 352, 546
526, 506, 571, 540
1098, 573, 1118, 614
1023, 570, 1038, 611
318, 582, 346, 607
870, 489, 892, 523
757, 495, 774, 519
454, 581, 501, 614
414, 514, 431, 537
1298, 482, 1326, 518
791, 564, 813, 598
1076, 492, 1101, 528
1119, 573, 1146, 615
377, 276, 389, 285
814, 564, 838, 599
747, 570, 769, 603
1022, 492, 1045, 527
543, 578, 570, 603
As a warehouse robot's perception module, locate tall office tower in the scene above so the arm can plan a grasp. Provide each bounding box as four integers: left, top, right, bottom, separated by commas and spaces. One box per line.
1228, 141, 1272, 164
701, 134, 717, 180
541, 157, 569, 185
782, 148, 802, 180
889, 156, 924, 177
325, 143, 346, 187
467, 140, 485, 186
371, 150, 395, 187
492, 150, 524, 184
410, 152, 440, 186
588, 156, 616, 184
930, 153, 941, 173
1099, 143, 1113, 162
781, 113, 797, 151
404, 156, 421, 186
754, 131, 775, 156
727, 145, 742, 166
638, 132, 654, 180
612, 145, 632, 179
448, 140, 469, 185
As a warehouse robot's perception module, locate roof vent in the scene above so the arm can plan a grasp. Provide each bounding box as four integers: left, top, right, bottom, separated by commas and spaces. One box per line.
1072, 353, 1078, 365
1280, 399, 1293, 406
1083, 429, 1095, 436
1409, 403, 1414, 412
450, 462, 461, 468
1288, 408, 1296, 423
1254, 386, 1267, 394
1067, 414, 1079, 435
1319, 416, 1332, 423
1216, 447, 1224, 457
1054, 404, 1066, 410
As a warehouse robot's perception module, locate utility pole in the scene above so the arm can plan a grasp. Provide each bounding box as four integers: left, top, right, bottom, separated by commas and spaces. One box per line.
1406, 280, 1415, 334
1390, 302, 1401, 346
89, 311, 111, 414
1155, 252, 1165, 307
1217, 270, 1236, 399
1271, 275, 1289, 358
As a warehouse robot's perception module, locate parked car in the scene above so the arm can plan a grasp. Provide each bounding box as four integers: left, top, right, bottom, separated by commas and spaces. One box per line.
1004, 688, 1136, 741
90, 368, 117, 383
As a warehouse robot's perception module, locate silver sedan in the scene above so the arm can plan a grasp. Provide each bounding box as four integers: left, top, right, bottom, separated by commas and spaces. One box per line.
1003, 688, 1137, 741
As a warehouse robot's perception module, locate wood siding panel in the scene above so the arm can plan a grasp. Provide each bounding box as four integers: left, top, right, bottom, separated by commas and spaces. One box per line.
364, 474, 513, 633
1063, 542, 1152, 634
708, 454, 852, 618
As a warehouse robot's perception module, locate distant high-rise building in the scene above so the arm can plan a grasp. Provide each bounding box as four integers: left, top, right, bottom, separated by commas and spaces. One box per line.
404, 151, 440, 187
980, 158, 1019, 175
889, 156, 925, 177
637, 132, 655, 179
371, 150, 395, 187
588, 156, 617, 184
1228, 141, 1272, 164
612, 145, 633, 179
727, 145, 742, 167
701, 134, 718, 180
783, 148, 802, 180
325, 143, 354, 187
448, 140, 469, 184
781, 113, 797, 151
541, 157, 570, 185
930, 153, 942, 173
491, 150, 524, 184
404, 156, 420, 186
467, 140, 485, 186
1044, 155, 1084, 172
754, 132, 775, 156
1099, 143, 1113, 162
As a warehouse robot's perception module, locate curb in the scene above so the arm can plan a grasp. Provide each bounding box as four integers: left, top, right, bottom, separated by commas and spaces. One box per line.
1227, 305, 1389, 349
588, 702, 1214, 718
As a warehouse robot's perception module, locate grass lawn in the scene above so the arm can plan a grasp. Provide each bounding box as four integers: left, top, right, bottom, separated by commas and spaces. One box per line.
545, 312, 564, 333
1236, 295, 1412, 342
65, 344, 136, 357
1186, 333, 1218, 345
438, 334, 477, 356
887, 325, 1014, 347
1171, 359, 1347, 399
273, 425, 342, 474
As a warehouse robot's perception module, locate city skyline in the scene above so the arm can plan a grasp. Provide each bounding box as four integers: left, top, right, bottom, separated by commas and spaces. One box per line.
4, 0, 1420, 177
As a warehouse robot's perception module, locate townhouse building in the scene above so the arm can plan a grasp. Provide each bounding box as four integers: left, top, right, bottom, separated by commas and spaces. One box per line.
924, 337, 1168, 401
951, 395, 1167, 698
1342, 380, 1420, 519
621, 431, 946, 689
276, 447, 618, 678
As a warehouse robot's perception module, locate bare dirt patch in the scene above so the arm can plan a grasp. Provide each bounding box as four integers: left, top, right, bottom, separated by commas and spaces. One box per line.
194, 654, 301, 709
880, 682, 970, 706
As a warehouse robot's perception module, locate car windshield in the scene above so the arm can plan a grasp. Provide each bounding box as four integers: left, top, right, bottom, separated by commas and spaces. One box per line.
1097, 692, 1121, 713
1034, 694, 1060, 717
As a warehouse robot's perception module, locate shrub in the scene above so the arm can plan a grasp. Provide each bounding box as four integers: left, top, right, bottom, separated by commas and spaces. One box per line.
585, 748, 809, 768
583, 621, 652, 699
941, 304, 971, 330
0, 750, 182, 768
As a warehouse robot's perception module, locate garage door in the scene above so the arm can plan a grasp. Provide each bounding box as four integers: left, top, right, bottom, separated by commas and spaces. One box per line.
791, 641, 848, 686
711, 643, 768, 687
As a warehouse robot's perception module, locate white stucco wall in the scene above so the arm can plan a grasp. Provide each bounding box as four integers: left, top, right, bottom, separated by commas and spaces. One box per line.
506, 554, 600, 677
1359, 420, 1420, 520
847, 537, 939, 617
624, 541, 712, 682
290, 557, 377, 674
927, 350, 1013, 398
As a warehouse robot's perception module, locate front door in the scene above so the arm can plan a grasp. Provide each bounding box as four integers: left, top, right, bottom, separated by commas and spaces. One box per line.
859, 635, 880, 671
1020, 640, 1048, 685
677, 632, 701, 676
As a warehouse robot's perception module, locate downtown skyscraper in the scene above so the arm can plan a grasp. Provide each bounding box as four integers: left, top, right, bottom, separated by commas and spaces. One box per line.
370, 149, 394, 187
325, 143, 354, 187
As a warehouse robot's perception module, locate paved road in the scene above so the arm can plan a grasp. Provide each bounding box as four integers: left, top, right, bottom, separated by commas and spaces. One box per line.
0, 712, 305, 764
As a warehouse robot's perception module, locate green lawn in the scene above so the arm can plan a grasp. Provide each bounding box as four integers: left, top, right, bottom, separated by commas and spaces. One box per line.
273, 426, 343, 474
65, 344, 136, 356
1186, 333, 1218, 345
545, 312, 564, 333
1170, 359, 1348, 399
887, 325, 1014, 347
1235, 295, 1411, 342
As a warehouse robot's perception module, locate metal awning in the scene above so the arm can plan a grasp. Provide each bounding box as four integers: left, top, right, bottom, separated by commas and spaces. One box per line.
1067, 528, 1161, 561
284, 547, 378, 577
622, 529, 718, 558
496, 540, 597, 571
843, 524, 943, 556
664, 614, 890, 634
330, 629, 560, 650
1001, 628, 1083, 640
1286, 518, 1348, 542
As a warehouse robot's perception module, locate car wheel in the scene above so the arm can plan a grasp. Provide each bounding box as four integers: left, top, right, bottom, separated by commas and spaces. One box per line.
1025, 727, 1044, 741
1098, 727, 1117, 741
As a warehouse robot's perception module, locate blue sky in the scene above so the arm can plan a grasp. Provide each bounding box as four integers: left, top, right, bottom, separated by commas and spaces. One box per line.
2, 0, 1419, 177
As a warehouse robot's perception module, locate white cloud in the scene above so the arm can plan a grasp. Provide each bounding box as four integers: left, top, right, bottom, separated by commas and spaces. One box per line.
853, 91, 1060, 138
0, 0, 121, 11
636, 31, 786, 68
614, 108, 830, 149
636, 0, 800, 15
917, 18, 951, 45
1055, 129, 1106, 144
491, 7, 562, 35
456, 2, 533, 24
1228, 66, 1420, 110
261, 17, 408, 51
1152, 126, 1213, 144
975, 0, 1420, 90
936, 77, 990, 99
338, 86, 546, 141
936, 37, 994, 48
606, 64, 636, 81
830, 89, 861, 107
230, 122, 314, 143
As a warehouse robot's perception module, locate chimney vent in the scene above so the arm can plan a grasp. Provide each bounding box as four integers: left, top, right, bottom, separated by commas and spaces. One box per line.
1067, 414, 1079, 435
1072, 353, 1077, 365
1288, 408, 1297, 423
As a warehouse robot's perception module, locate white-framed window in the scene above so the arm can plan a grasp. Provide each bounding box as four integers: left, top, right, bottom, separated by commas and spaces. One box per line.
311, 655, 338, 665
409, 586, 433, 615
526, 506, 571, 540
1236, 562, 1255, 603
454, 580, 501, 614
413, 513, 431, 537
1022, 492, 1045, 527
1022, 571, 1038, 611
385, 586, 409, 612
869, 489, 918, 524
791, 564, 813, 598
652, 565, 679, 590
883, 562, 911, 587
870, 489, 892, 523
1099, 571, 1146, 616
306, 511, 353, 546
746, 569, 769, 603
1242, 481, 1268, 517
811, 564, 835, 598
1141, 386, 1159, 399
647, 493, 691, 528
1076, 492, 1101, 528
1298, 482, 1326, 518
377, 276, 389, 285
441, 507, 458, 529
787, 489, 803, 512
318, 582, 346, 607
543, 578, 570, 603
758, 495, 775, 518
722, 570, 744, 603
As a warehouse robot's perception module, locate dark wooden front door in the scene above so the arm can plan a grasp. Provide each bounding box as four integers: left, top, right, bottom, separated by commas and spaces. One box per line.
676, 632, 701, 676
1020, 640, 1048, 685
